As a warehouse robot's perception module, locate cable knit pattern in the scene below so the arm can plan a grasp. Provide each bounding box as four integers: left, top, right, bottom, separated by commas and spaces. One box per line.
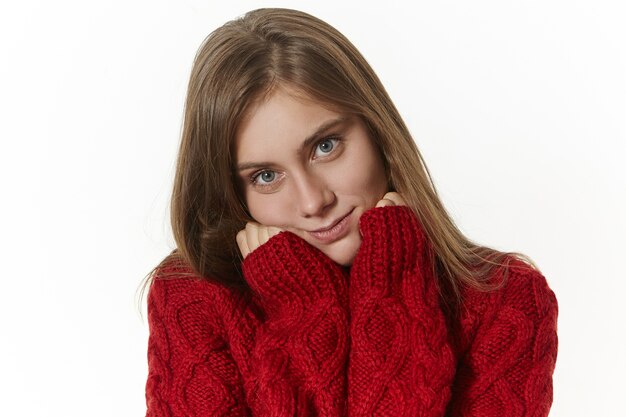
241, 231, 350, 416
348, 206, 456, 416
447, 259, 559, 416
145, 274, 249, 416
146, 231, 349, 417
145, 206, 558, 416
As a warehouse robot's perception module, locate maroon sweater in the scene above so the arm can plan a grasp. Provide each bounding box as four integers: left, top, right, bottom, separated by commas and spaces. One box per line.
145, 206, 558, 416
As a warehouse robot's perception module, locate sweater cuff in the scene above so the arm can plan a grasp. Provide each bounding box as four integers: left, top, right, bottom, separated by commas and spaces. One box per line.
357, 205, 428, 266
242, 231, 348, 317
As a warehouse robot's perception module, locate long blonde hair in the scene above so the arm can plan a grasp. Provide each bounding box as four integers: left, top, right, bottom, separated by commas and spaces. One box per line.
146, 8, 538, 308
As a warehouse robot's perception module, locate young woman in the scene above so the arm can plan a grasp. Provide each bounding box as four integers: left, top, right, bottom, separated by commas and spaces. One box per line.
144, 8, 558, 417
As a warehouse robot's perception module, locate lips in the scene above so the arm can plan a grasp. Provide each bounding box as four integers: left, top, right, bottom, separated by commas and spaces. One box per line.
307, 209, 353, 243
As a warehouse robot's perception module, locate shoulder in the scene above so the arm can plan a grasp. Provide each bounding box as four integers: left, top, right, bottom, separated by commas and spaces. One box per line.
463, 257, 557, 315
149, 257, 221, 306
497, 258, 558, 320
147, 256, 248, 335
457, 257, 558, 348
504, 259, 558, 318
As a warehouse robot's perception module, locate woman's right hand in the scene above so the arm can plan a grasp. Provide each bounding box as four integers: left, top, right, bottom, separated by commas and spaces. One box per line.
236, 222, 283, 259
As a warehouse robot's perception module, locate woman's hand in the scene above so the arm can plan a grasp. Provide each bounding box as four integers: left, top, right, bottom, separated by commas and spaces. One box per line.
238, 193, 405, 259
375, 191, 406, 207
237, 222, 283, 259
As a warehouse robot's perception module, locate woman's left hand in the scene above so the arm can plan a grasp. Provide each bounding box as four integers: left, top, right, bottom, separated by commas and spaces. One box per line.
375, 191, 406, 207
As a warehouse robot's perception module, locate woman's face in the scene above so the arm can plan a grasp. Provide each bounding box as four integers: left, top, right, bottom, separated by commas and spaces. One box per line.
234, 86, 389, 266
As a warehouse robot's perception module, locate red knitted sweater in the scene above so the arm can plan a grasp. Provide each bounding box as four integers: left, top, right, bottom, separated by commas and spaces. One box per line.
145, 206, 558, 416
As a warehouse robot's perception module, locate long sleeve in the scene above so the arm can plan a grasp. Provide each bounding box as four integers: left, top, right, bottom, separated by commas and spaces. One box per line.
447, 262, 558, 416
241, 231, 350, 416
145, 274, 250, 417
145, 232, 350, 417
347, 206, 456, 416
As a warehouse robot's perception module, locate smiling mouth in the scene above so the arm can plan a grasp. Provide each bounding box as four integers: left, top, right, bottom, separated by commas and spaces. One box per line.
307, 209, 353, 243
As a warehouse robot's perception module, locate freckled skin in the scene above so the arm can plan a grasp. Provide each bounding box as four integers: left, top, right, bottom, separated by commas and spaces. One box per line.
235, 86, 389, 266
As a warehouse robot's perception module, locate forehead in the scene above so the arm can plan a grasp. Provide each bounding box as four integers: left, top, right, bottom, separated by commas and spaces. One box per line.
235, 86, 345, 158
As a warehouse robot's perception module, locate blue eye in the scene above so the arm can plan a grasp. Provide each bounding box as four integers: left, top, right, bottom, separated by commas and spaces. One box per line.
254, 170, 276, 185
314, 137, 339, 157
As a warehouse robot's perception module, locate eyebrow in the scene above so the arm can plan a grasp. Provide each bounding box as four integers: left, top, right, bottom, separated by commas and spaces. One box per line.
236, 116, 349, 172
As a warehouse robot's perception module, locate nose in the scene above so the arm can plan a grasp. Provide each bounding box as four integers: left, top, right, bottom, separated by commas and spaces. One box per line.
293, 172, 336, 218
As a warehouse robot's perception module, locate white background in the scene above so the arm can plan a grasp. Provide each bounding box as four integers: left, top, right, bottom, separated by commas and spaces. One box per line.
1, 0, 624, 416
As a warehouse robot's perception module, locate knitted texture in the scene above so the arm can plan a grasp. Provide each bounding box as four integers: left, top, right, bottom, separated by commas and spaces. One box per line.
348, 207, 455, 416
145, 206, 558, 416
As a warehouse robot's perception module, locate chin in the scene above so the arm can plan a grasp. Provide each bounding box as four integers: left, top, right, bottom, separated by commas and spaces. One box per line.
322, 234, 362, 266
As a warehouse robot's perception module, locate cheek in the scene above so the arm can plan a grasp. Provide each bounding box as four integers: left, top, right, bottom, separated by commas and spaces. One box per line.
339, 152, 388, 202
245, 193, 291, 226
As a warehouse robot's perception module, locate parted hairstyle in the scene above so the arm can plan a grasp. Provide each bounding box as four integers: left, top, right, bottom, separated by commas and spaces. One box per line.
149, 7, 538, 307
